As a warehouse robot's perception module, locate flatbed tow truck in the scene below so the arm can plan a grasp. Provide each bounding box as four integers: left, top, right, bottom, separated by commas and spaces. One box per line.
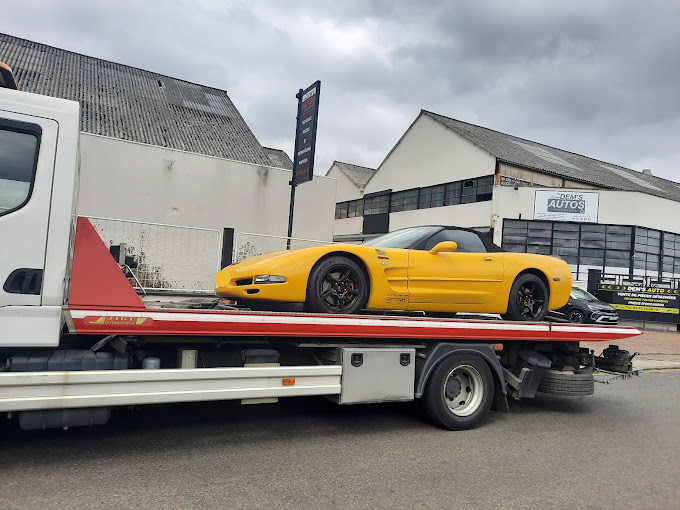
0, 64, 640, 431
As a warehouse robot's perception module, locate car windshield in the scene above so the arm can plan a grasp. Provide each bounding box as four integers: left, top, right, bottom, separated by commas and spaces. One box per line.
570, 287, 597, 300
362, 226, 440, 248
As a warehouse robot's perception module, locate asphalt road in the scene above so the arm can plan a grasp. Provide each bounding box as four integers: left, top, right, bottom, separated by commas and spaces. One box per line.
1, 371, 679, 510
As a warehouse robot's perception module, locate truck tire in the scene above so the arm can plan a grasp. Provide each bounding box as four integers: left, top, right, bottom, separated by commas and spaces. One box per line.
423, 353, 494, 430
537, 369, 594, 396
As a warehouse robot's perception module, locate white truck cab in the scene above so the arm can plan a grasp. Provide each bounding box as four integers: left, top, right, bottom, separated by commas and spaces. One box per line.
0, 82, 80, 347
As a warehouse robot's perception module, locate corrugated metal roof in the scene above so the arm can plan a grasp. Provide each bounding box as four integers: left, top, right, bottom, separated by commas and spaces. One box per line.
262, 147, 293, 170
331, 161, 376, 188
0, 33, 272, 166
423, 110, 680, 202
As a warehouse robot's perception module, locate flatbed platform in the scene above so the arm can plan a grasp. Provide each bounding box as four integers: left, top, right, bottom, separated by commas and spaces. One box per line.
66, 307, 641, 342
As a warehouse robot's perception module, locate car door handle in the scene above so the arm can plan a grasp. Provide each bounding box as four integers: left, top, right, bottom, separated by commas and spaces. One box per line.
483, 257, 496, 262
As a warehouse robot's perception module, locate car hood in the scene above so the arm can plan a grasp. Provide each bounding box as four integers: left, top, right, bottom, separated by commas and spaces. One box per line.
229, 249, 301, 269
582, 298, 617, 311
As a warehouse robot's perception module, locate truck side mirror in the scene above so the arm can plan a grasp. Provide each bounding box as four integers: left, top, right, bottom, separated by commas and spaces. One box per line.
429, 241, 458, 255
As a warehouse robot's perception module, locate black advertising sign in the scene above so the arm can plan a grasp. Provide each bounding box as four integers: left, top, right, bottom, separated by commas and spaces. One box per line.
596, 283, 680, 323
292, 81, 321, 185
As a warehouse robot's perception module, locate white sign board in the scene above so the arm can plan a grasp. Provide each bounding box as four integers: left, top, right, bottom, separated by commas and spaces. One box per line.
534, 190, 599, 223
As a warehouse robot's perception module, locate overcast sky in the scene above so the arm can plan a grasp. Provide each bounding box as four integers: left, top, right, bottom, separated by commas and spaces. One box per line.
4, 0, 680, 182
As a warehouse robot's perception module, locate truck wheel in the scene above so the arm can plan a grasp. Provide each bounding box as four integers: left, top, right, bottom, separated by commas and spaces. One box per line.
537, 369, 594, 396
423, 354, 494, 430
306, 256, 368, 314
502, 273, 548, 321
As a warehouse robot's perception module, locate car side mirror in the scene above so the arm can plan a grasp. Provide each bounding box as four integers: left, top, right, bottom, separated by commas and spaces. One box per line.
429, 241, 458, 255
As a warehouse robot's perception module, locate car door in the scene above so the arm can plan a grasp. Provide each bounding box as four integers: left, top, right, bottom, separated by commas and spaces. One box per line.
0, 112, 58, 307
407, 229, 504, 304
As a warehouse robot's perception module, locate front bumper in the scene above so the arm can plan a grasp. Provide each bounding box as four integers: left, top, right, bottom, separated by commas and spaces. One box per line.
590, 311, 619, 324
215, 266, 310, 302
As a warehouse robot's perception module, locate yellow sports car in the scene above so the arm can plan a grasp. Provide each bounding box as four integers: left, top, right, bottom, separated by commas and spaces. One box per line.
215, 226, 572, 321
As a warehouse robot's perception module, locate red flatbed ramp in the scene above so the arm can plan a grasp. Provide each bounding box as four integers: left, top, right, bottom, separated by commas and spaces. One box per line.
67, 308, 641, 342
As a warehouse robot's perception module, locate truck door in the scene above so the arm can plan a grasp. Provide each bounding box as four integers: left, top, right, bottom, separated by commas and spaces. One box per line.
0, 112, 58, 306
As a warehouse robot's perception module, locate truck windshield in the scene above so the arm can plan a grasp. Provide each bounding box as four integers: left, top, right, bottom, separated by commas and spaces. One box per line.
363, 227, 440, 249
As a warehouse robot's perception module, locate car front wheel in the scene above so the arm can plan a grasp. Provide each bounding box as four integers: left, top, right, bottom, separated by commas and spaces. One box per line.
305, 256, 368, 314
502, 273, 549, 321
567, 308, 586, 324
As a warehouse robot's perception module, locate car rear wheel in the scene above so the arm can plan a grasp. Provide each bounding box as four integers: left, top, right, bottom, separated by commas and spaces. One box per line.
502, 273, 549, 321
306, 256, 368, 314
567, 308, 586, 324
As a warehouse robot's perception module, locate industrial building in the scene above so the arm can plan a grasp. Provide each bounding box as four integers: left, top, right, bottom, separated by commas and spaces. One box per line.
329, 110, 680, 282
0, 33, 335, 245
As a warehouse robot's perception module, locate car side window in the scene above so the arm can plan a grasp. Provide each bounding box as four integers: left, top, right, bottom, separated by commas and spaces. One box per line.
424, 229, 487, 253
0, 121, 41, 217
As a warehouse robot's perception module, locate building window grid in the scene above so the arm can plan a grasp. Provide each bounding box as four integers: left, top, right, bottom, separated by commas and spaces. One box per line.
346, 199, 364, 218
501, 220, 680, 279
336, 175, 495, 217
418, 184, 445, 209
364, 194, 389, 215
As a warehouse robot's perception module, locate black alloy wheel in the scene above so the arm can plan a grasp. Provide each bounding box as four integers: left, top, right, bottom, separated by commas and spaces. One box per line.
502, 274, 549, 321
306, 256, 368, 314
568, 309, 586, 324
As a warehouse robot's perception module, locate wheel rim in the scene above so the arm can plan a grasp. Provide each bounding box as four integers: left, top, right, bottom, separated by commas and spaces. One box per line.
514, 280, 546, 320
442, 365, 484, 417
319, 263, 362, 312
569, 310, 585, 323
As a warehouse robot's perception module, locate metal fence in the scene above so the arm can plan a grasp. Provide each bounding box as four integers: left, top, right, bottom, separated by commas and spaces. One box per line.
233, 232, 330, 263
87, 216, 222, 293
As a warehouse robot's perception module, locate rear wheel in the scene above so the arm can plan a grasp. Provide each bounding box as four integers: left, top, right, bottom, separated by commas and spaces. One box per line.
305, 256, 368, 314
423, 354, 494, 430
502, 273, 549, 321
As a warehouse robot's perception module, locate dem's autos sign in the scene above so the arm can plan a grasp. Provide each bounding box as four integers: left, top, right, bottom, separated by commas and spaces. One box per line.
534, 190, 599, 222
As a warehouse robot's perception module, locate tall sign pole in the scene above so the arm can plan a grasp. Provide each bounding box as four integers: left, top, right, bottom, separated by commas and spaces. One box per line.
287, 80, 321, 249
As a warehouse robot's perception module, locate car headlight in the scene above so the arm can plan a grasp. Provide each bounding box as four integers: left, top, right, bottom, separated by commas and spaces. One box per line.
254, 275, 287, 284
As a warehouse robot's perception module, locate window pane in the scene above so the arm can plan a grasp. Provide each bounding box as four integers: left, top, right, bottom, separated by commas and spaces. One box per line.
461, 180, 477, 204
390, 191, 404, 212
0, 128, 39, 214
347, 199, 363, 218
404, 189, 418, 211
364, 194, 389, 215
444, 182, 461, 205
335, 202, 348, 219
476, 176, 494, 201
418, 184, 445, 209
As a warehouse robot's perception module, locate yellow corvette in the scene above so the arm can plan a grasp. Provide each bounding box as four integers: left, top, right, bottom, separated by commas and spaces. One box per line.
215, 226, 572, 321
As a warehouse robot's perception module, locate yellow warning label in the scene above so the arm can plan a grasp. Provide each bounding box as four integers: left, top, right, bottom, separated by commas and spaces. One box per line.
85, 316, 153, 326
611, 304, 679, 314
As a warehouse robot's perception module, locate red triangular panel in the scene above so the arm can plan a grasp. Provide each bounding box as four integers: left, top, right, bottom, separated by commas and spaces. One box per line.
68, 217, 145, 310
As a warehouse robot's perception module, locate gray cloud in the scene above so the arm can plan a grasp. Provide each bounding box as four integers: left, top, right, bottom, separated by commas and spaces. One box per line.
4, 0, 679, 182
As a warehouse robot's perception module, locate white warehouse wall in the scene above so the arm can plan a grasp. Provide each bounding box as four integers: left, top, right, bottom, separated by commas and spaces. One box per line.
388, 201, 493, 230
364, 114, 497, 194
326, 164, 364, 202
77, 134, 336, 241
